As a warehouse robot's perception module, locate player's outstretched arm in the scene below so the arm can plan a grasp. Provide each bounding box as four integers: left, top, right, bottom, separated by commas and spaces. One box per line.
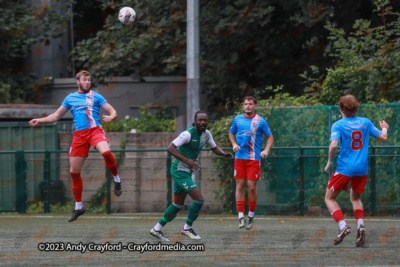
29, 106, 68, 127
211, 146, 233, 159
260, 135, 274, 159
167, 143, 200, 171
102, 104, 117, 122
377, 120, 389, 142
324, 140, 338, 173
229, 133, 241, 152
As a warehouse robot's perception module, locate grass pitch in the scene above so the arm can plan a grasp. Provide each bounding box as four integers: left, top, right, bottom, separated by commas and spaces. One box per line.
0, 213, 399, 266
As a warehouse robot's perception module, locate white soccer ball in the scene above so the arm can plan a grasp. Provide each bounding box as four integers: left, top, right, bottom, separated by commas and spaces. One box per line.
118, 7, 136, 25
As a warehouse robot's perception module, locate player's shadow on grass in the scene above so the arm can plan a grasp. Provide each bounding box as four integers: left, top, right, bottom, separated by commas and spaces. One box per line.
222, 231, 240, 249
222, 227, 259, 249
14, 231, 30, 249
292, 232, 306, 249
83, 231, 100, 244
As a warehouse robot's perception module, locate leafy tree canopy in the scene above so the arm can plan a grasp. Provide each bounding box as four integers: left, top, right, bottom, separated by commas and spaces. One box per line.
301, 0, 400, 104
72, 0, 376, 116
0, 0, 71, 103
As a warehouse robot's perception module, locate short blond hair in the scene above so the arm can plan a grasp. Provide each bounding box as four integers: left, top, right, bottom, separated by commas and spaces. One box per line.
76, 70, 91, 80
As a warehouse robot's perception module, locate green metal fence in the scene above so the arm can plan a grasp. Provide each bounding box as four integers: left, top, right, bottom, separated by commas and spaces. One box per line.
0, 124, 59, 212
1, 103, 399, 216
0, 149, 171, 213
1, 147, 399, 216
252, 146, 400, 216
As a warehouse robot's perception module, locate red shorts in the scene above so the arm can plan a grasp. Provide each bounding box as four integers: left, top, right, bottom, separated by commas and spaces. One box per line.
327, 172, 368, 194
234, 159, 261, 181
69, 127, 109, 158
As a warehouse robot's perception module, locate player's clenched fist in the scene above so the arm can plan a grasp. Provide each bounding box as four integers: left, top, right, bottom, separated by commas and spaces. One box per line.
379, 120, 389, 130
260, 150, 269, 159
232, 144, 241, 153
29, 119, 40, 127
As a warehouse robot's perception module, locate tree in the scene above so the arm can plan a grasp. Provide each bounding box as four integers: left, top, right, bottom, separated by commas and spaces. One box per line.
301, 0, 400, 104
0, 0, 72, 103
72, 0, 377, 116
72, 1, 187, 80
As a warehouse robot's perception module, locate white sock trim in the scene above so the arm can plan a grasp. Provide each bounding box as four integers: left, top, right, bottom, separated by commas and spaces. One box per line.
357, 219, 364, 229
184, 223, 192, 230
338, 220, 347, 230
154, 223, 163, 232
113, 175, 121, 183
75, 202, 82, 210
238, 212, 244, 219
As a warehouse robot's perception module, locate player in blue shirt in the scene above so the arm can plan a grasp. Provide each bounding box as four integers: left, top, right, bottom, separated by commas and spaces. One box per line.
61, 90, 107, 131
324, 94, 388, 247
29, 71, 122, 222
229, 96, 274, 230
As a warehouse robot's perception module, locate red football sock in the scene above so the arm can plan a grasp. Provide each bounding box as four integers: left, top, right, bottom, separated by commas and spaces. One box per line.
236, 201, 245, 213
332, 210, 344, 223
354, 209, 364, 220
70, 172, 83, 202
249, 201, 257, 212
102, 151, 118, 176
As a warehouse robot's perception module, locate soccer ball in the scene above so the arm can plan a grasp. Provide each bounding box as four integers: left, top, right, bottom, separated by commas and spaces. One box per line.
118, 7, 136, 25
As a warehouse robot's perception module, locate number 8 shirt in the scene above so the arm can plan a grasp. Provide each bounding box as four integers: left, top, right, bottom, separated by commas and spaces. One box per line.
330, 117, 382, 177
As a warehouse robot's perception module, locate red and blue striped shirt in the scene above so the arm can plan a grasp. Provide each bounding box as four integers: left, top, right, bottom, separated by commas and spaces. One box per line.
230, 114, 272, 160
62, 90, 108, 131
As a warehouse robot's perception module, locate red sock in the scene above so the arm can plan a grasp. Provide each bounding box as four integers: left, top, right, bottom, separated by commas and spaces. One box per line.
332, 210, 344, 223
236, 201, 244, 213
249, 201, 257, 212
354, 209, 364, 220
102, 151, 118, 176
70, 172, 83, 202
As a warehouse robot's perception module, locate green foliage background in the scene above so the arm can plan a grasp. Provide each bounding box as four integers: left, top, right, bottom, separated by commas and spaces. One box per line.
71, 0, 379, 115
301, 0, 400, 104
101, 105, 176, 132
0, 0, 71, 103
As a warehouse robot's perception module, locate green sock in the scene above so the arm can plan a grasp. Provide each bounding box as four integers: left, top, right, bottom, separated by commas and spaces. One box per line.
186, 200, 204, 226
159, 203, 184, 226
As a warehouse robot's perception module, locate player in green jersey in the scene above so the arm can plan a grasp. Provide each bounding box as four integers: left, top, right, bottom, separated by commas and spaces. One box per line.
150, 111, 233, 241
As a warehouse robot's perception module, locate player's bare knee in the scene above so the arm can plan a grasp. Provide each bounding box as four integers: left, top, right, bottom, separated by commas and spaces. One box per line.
190, 191, 204, 202
325, 195, 333, 203
174, 199, 185, 205
236, 187, 244, 193
236, 183, 245, 191
193, 195, 204, 202
195, 193, 204, 202
248, 186, 257, 191
70, 168, 79, 173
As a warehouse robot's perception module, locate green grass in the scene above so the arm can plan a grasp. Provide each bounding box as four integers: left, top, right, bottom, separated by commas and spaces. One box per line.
0, 214, 399, 266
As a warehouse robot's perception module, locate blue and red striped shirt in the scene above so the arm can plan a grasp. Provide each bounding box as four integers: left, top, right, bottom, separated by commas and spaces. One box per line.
62, 90, 108, 131
230, 114, 272, 160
